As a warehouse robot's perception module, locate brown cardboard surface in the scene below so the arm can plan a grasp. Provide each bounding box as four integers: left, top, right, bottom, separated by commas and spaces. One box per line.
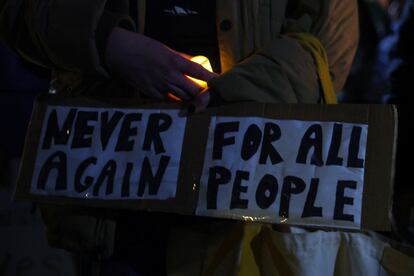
15, 96, 397, 230
15, 95, 204, 215
361, 105, 398, 231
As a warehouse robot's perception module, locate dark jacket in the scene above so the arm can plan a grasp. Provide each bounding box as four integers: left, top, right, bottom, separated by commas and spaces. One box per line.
1, 0, 358, 101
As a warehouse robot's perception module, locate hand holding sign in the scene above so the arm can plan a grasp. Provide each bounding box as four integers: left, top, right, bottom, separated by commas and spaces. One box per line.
106, 27, 217, 101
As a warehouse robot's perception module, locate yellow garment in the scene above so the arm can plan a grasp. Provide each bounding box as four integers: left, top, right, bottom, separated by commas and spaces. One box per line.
288, 33, 338, 104
238, 224, 262, 276
202, 224, 265, 276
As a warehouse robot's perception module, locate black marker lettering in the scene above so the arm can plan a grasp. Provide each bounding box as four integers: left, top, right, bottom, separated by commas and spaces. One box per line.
296, 124, 324, 166
241, 124, 262, 161
206, 166, 231, 209
37, 151, 67, 190
279, 176, 306, 219
42, 108, 77, 149
121, 162, 134, 197
302, 178, 323, 218
326, 123, 343, 166
137, 155, 171, 196
347, 126, 364, 168
115, 113, 142, 151
93, 160, 117, 196
259, 122, 283, 164
143, 113, 172, 154
256, 174, 278, 209
71, 111, 98, 148
230, 170, 250, 209
334, 180, 357, 222
74, 157, 97, 193
101, 111, 124, 151
213, 122, 239, 160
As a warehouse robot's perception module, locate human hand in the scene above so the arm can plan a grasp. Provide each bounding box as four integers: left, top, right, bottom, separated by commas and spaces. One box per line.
189, 89, 211, 113
106, 27, 217, 100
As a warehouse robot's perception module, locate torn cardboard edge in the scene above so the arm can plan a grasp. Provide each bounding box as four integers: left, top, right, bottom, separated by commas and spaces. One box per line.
15, 95, 397, 231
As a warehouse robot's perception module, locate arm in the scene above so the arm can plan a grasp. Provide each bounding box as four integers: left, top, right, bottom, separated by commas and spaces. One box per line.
196, 0, 358, 108
105, 27, 217, 100
0, 0, 134, 75
0, 0, 216, 99
209, 35, 320, 104
191, 35, 319, 111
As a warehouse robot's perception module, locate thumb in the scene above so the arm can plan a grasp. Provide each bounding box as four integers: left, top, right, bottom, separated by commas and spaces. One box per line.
191, 89, 211, 113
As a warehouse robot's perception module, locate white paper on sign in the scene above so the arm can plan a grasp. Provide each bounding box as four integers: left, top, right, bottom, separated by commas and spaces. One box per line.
196, 117, 368, 229
30, 106, 187, 200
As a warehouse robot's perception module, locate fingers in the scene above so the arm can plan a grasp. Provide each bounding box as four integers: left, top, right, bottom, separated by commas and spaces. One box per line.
126, 47, 217, 102
176, 51, 193, 60
178, 89, 210, 117
173, 75, 202, 98
144, 87, 166, 100
143, 76, 202, 102
168, 84, 191, 101
167, 92, 182, 102
191, 89, 211, 113
178, 58, 218, 82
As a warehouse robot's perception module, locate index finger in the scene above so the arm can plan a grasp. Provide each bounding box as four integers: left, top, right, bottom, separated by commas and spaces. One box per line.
177, 58, 218, 82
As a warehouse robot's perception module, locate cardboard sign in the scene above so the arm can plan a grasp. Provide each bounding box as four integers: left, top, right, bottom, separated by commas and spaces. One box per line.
16, 96, 397, 230
31, 106, 186, 200
197, 117, 367, 229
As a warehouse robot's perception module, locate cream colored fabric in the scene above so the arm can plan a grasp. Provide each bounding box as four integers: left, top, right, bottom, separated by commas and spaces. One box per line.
211, 0, 358, 103
209, 35, 320, 103
255, 228, 387, 276
134, 0, 359, 102
317, 0, 359, 93
167, 223, 414, 276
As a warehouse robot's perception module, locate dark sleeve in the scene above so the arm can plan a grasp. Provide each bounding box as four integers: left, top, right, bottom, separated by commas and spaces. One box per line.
388, 0, 414, 102
0, 0, 135, 76
208, 36, 320, 104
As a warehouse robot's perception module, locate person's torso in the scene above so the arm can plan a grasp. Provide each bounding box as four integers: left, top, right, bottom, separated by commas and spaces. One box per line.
131, 0, 290, 72
144, 0, 221, 72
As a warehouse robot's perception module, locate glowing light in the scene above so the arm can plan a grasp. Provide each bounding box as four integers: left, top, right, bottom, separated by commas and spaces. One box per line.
168, 55, 213, 101
167, 93, 182, 101
187, 55, 213, 89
